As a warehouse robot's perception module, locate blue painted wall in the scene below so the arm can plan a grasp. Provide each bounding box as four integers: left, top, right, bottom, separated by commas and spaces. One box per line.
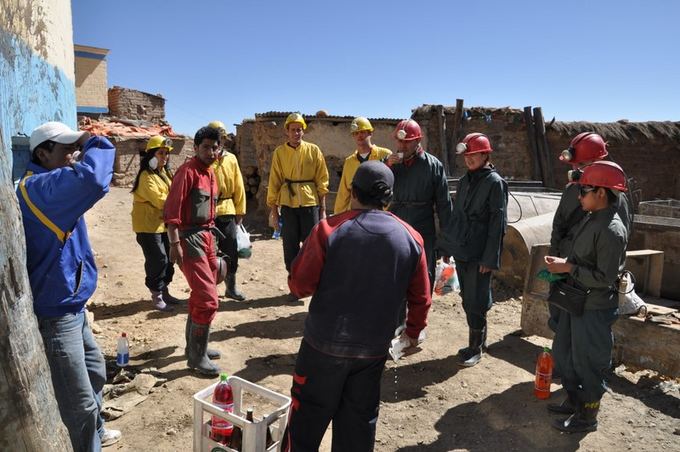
0, 31, 77, 183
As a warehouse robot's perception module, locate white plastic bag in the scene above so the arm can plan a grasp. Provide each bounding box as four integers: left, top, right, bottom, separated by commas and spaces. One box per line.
236, 223, 252, 259
618, 271, 647, 317
434, 259, 460, 295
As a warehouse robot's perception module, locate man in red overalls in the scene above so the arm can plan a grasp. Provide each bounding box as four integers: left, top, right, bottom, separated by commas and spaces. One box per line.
165, 126, 222, 376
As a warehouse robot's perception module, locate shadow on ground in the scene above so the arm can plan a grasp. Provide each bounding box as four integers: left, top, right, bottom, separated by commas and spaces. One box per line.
396, 381, 586, 452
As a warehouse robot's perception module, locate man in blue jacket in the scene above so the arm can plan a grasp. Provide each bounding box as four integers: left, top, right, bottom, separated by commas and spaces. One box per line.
17, 121, 121, 450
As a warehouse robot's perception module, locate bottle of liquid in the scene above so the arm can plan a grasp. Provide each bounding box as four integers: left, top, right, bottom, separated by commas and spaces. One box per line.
272, 217, 283, 240
229, 407, 253, 451
116, 332, 129, 367
210, 373, 234, 444
534, 347, 554, 399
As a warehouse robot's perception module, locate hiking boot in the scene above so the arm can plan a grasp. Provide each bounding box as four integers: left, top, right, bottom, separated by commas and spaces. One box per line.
162, 287, 184, 305
187, 322, 220, 376
185, 317, 220, 360
225, 273, 246, 301
101, 428, 122, 447
552, 401, 599, 433
458, 328, 485, 367
151, 290, 174, 312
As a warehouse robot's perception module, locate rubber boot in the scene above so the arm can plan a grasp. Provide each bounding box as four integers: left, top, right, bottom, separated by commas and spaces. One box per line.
548, 390, 578, 415
187, 322, 220, 376
552, 401, 599, 433
151, 290, 174, 312
162, 287, 184, 305
458, 328, 484, 367
225, 273, 246, 301
185, 317, 220, 360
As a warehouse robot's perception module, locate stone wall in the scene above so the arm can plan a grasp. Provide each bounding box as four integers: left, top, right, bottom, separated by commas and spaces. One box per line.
108, 86, 165, 122
413, 105, 680, 202
110, 136, 192, 187
236, 113, 401, 226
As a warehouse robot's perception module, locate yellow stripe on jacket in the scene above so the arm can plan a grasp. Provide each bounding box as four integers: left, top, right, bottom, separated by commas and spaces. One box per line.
131, 169, 172, 233
267, 140, 329, 208
213, 152, 246, 217
334, 146, 392, 214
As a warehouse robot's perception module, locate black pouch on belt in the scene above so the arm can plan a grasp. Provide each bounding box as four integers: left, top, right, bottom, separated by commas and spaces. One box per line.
548, 278, 590, 316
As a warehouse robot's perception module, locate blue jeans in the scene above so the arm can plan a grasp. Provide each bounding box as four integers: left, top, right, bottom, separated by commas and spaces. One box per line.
38, 311, 106, 452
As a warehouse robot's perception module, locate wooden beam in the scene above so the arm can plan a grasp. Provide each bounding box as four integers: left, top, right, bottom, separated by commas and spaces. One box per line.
533, 107, 555, 187
523, 106, 542, 181
447, 99, 464, 175
435, 105, 449, 173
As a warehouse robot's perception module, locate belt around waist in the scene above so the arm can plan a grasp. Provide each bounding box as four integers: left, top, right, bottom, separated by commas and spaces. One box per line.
391, 201, 430, 207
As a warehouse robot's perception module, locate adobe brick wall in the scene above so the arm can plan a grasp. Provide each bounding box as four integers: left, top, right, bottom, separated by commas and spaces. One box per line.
108, 86, 165, 122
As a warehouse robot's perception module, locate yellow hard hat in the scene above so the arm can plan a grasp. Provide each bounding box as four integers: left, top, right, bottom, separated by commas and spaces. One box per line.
284, 112, 307, 130
145, 135, 173, 152
208, 120, 227, 134
350, 117, 373, 134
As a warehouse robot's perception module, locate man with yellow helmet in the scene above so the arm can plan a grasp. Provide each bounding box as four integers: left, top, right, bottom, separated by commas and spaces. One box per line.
207, 121, 247, 301
267, 112, 329, 275
333, 117, 392, 214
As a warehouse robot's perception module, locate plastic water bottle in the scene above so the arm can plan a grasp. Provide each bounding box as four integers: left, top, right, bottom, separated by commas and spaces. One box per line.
272, 218, 283, 239
534, 347, 554, 399
211, 373, 234, 445
116, 332, 129, 367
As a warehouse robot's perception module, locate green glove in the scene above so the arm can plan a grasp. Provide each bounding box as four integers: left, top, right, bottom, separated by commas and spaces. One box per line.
537, 268, 568, 283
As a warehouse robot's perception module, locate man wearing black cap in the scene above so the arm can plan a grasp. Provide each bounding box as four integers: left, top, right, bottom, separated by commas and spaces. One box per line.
284, 161, 432, 452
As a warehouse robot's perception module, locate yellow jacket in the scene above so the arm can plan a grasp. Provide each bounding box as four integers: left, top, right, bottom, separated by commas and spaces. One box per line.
131, 169, 172, 233
267, 140, 329, 208
212, 152, 246, 217
334, 146, 392, 214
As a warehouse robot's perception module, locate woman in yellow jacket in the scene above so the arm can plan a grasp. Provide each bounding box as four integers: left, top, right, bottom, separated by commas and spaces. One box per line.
131, 136, 182, 311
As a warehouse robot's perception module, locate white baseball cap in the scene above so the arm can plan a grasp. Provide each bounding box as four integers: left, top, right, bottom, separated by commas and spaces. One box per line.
29, 121, 91, 151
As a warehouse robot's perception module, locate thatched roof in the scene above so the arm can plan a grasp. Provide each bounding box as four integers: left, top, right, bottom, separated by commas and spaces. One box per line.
549, 120, 680, 142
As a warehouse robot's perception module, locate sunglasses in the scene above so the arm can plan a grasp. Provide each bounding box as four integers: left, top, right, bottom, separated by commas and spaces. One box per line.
579, 185, 598, 197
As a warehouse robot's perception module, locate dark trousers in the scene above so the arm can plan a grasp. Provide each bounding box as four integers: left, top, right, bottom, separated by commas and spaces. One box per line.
456, 260, 493, 330
553, 307, 618, 403
285, 340, 386, 452
135, 232, 174, 292
281, 206, 319, 272
215, 215, 238, 273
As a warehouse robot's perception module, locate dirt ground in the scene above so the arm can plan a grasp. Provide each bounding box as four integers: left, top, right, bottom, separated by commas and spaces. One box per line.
87, 187, 679, 452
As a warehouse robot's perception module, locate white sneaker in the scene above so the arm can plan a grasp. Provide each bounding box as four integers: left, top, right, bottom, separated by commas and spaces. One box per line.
101, 429, 122, 447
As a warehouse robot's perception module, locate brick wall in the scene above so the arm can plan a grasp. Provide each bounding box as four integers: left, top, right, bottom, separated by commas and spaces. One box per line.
108, 86, 165, 122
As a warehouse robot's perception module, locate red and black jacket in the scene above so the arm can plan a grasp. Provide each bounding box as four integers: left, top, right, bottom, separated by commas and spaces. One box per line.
289, 209, 431, 358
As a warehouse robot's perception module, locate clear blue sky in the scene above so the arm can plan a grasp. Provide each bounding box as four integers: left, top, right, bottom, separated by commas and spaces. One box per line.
73, 0, 679, 136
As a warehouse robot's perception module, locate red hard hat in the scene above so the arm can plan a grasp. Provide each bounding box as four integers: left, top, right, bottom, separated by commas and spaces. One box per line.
560, 132, 608, 164
394, 119, 422, 141
580, 161, 628, 192
456, 133, 492, 154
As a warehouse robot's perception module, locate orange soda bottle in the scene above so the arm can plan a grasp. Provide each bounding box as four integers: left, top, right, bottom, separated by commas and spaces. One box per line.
534, 347, 553, 399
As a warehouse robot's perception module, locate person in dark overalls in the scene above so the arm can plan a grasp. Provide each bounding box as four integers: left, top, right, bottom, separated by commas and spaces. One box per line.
545, 161, 629, 433
548, 132, 633, 378
441, 133, 508, 367
386, 119, 452, 291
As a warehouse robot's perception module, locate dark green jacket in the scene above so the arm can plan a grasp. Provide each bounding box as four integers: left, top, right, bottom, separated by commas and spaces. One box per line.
550, 183, 633, 257
388, 150, 452, 241
569, 206, 628, 310
442, 166, 508, 269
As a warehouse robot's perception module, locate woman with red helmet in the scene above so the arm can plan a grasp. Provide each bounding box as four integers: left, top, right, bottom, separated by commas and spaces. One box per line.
547, 132, 633, 380
544, 160, 629, 433
440, 132, 508, 367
